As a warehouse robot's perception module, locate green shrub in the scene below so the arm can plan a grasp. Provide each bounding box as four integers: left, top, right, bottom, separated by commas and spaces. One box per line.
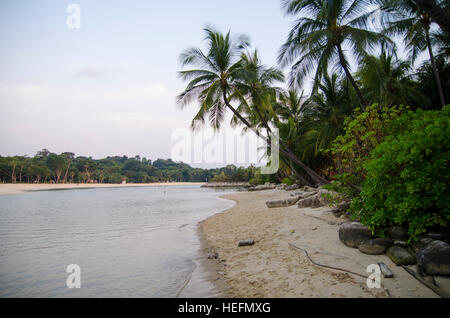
281, 177, 295, 185
324, 104, 408, 196
351, 106, 450, 241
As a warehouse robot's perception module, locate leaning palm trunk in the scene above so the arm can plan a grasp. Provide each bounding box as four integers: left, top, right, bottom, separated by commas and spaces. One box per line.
425, 28, 446, 107
337, 44, 367, 106
222, 90, 328, 185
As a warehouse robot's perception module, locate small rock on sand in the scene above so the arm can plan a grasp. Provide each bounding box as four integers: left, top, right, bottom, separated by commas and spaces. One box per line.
238, 239, 255, 247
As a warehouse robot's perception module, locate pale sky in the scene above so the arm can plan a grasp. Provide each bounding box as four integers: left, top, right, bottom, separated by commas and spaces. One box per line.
0, 0, 294, 166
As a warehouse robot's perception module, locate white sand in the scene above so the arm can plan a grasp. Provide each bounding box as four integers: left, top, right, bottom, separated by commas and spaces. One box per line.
199, 189, 441, 298
0, 182, 204, 195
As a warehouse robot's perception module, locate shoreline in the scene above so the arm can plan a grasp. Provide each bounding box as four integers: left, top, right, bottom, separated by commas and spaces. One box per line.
0, 182, 205, 196
198, 189, 442, 298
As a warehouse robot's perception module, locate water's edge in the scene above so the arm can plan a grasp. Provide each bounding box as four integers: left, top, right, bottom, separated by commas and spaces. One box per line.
178, 195, 238, 298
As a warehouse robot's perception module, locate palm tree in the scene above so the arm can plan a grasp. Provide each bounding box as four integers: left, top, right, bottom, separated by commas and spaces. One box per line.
278, 0, 394, 106
415, 0, 450, 36
177, 26, 251, 130
303, 73, 354, 155
230, 50, 284, 135
357, 51, 424, 106
379, 0, 446, 107
178, 27, 328, 185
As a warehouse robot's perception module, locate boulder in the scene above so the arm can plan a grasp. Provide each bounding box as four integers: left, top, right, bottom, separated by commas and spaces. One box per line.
285, 184, 300, 191
338, 222, 372, 248
358, 238, 393, 255
416, 240, 450, 276
266, 196, 301, 208
387, 226, 408, 241
410, 237, 434, 253
387, 246, 416, 266
297, 195, 323, 208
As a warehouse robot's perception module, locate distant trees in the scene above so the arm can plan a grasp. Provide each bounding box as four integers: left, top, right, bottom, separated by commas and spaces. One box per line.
0, 149, 257, 184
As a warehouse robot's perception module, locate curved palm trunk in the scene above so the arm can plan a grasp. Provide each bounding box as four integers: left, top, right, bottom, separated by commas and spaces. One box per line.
337, 44, 367, 106
222, 90, 329, 185
425, 27, 446, 107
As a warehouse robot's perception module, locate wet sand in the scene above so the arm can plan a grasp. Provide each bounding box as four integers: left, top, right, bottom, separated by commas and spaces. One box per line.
0, 183, 204, 196
199, 189, 442, 298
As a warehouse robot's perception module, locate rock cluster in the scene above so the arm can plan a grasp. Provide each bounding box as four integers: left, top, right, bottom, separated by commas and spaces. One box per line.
338, 222, 450, 276
267, 181, 450, 277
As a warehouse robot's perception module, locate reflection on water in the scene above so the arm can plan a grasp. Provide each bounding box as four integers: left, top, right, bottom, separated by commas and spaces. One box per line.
0, 185, 236, 297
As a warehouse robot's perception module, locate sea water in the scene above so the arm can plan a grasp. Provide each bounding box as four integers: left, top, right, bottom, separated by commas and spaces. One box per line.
0, 185, 236, 297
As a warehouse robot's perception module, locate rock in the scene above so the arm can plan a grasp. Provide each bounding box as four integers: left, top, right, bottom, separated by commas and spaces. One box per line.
285, 184, 300, 191
297, 189, 340, 208
302, 186, 317, 192
416, 240, 450, 276
387, 246, 416, 265
266, 196, 301, 208
201, 182, 251, 188
393, 240, 408, 248
248, 184, 277, 191
238, 239, 255, 247
297, 195, 320, 208
338, 222, 372, 248
276, 184, 287, 190
423, 231, 450, 241
290, 192, 304, 197
411, 237, 434, 253
387, 226, 409, 241
207, 252, 218, 259
358, 238, 393, 255
331, 201, 352, 217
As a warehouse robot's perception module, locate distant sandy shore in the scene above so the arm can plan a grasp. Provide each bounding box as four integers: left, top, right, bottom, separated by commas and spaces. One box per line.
0, 182, 204, 196
199, 189, 443, 298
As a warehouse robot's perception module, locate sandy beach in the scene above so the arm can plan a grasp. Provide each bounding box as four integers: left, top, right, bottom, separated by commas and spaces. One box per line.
0, 182, 204, 196
199, 189, 444, 298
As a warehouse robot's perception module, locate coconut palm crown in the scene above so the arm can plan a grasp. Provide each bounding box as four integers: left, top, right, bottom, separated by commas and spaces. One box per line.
278, 0, 394, 105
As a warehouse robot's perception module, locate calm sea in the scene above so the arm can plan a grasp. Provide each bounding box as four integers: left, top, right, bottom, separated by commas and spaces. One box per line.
0, 185, 236, 297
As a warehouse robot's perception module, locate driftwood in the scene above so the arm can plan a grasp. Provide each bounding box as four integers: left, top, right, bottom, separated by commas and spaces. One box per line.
378, 262, 394, 278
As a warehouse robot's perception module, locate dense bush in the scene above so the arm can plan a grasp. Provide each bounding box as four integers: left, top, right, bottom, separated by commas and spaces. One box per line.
351, 106, 450, 241
324, 104, 408, 197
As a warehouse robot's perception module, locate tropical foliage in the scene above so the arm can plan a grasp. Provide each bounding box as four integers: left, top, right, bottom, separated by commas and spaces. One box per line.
351, 106, 450, 240
177, 0, 449, 240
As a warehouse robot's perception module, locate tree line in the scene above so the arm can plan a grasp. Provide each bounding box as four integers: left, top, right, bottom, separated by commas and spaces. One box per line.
0, 149, 259, 184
